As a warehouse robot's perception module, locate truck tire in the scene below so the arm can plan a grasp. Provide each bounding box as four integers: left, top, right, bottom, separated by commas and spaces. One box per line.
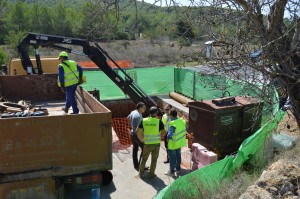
101, 171, 113, 186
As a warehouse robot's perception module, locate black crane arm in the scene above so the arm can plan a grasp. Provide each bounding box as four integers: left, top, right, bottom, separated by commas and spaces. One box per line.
17, 33, 162, 114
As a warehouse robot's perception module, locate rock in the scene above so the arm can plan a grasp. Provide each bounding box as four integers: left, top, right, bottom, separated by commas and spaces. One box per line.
279, 181, 295, 195
240, 160, 300, 198
239, 185, 272, 199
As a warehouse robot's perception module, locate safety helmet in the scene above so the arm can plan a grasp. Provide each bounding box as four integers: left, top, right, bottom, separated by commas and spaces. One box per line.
58, 51, 68, 58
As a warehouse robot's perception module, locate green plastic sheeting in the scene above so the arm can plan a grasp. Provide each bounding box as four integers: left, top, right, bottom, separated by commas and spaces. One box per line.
81, 66, 175, 100
154, 68, 284, 199
80, 65, 284, 199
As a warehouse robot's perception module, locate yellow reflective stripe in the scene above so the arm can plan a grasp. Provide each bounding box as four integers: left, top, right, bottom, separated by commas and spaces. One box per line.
173, 129, 185, 137
146, 138, 161, 142
64, 77, 78, 82
64, 70, 79, 76
172, 133, 186, 142
144, 134, 161, 142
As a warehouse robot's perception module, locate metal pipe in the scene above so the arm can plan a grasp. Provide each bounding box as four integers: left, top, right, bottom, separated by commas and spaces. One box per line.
169, 92, 194, 106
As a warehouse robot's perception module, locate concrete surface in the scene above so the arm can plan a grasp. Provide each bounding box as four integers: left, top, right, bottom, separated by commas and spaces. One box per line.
101, 136, 192, 199
101, 95, 192, 199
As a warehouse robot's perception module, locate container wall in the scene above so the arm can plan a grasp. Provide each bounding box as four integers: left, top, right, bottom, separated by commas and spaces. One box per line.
0, 112, 112, 180
188, 100, 243, 158
0, 74, 64, 102
0, 178, 56, 199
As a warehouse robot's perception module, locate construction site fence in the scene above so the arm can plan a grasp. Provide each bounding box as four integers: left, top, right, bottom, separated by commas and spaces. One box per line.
174, 67, 279, 122
81, 66, 175, 100
80, 66, 283, 198
154, 68, 283, 199
154, 111, 285, 199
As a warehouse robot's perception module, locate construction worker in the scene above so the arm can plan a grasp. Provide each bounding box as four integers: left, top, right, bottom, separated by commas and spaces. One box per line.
127, 102, 147, 171
57, 51, 83, 114
137, 106, 166, 179
162, 104, 172, 164
165, 108, 187, 177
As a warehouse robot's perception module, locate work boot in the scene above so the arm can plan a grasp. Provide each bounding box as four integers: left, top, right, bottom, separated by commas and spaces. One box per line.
164, 170, 175, 177
62, 107, 68, 113
148, 173, 157, 179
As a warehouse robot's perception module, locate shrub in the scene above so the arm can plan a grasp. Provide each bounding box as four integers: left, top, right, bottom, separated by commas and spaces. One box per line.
0, 47, 7, 66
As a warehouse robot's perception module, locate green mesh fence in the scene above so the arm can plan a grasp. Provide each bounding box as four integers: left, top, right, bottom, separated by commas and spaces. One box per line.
81, 66, 283, 199
81, 66, 174, 100
154, 68, 284, 199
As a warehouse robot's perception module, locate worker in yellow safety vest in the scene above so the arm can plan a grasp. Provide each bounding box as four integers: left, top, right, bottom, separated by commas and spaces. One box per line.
164, 108, 187, 177
57, 51, 83, 114
161, 104, 172, 164
137, 106, 166, 179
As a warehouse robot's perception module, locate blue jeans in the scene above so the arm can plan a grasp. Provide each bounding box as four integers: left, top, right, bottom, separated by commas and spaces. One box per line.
168, 148, 181, 172
65, 84, 79, 114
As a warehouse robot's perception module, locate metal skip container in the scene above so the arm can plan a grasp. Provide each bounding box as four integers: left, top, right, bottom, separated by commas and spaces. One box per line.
188, 97, 243, 158
235, 96, 264, 139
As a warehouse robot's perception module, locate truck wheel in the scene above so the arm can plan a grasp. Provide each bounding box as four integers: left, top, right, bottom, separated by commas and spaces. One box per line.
101, 171, 113, 186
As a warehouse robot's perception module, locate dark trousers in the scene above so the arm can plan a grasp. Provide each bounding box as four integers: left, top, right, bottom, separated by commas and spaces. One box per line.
65, 84, 79, 114
169, 148, 181, 172
131, 134, 144, 168
164, 134, 169, 160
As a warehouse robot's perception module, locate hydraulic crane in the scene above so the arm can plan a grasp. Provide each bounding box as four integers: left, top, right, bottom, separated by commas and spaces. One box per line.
17, 32, 162, 114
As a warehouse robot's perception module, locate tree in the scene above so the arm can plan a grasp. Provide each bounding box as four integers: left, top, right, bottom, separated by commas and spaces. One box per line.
172, 0, 300, 125
0, 0, 8, 44
6, 2, 30, 31
39, 6, 54, 34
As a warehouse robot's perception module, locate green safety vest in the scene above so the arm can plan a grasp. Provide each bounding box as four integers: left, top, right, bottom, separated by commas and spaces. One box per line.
162, 114, 170, 131
168, 118, 187, 150
57, 60, 79, 87
143, 117, 161, 144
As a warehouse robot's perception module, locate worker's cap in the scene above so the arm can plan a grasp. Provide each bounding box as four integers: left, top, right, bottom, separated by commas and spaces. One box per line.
58, 51, 68, 58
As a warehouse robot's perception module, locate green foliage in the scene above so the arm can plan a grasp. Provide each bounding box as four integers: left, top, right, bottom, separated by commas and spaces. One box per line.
114, 31, 129, 40
4, 30, 27, 56
6, 2, 30, 31
0, 0, 8, 44
178, 37, 192, 47
0, 47, 8, 65
176, 19, 195, 41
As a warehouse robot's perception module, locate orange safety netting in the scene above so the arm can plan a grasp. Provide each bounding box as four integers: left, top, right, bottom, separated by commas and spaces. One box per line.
78, 60, 134, 69
112, 117, 192, 169
186, 132, 193, 149
112, 118, 132, 145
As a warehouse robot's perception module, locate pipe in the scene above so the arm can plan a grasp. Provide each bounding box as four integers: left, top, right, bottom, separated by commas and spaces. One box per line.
169, 92, 194, 106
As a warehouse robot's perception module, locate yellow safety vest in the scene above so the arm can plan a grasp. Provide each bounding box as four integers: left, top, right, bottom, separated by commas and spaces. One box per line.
162, 114, 171, 131
143, 117, 161, 144
168, 118, 187, 150
57, 60, 79, 87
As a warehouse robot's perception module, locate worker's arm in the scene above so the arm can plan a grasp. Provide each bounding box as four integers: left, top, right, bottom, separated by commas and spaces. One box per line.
137, 121, 144, 142
127, 114, 131, 124
167, 126, 176, 139
136, 127, 144, 143
159, 120, 166, 136
77, 64, 83, 84
58, 66, 65, 91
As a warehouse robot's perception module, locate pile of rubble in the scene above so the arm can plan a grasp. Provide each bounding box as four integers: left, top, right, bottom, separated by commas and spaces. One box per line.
240, 159, 300, 199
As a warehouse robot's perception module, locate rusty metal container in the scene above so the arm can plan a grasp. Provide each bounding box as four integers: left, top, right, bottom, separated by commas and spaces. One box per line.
188, 98, 243, 158
0, 178, 58, 199
235, 96, 264, 139
0, 75, 112, 184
